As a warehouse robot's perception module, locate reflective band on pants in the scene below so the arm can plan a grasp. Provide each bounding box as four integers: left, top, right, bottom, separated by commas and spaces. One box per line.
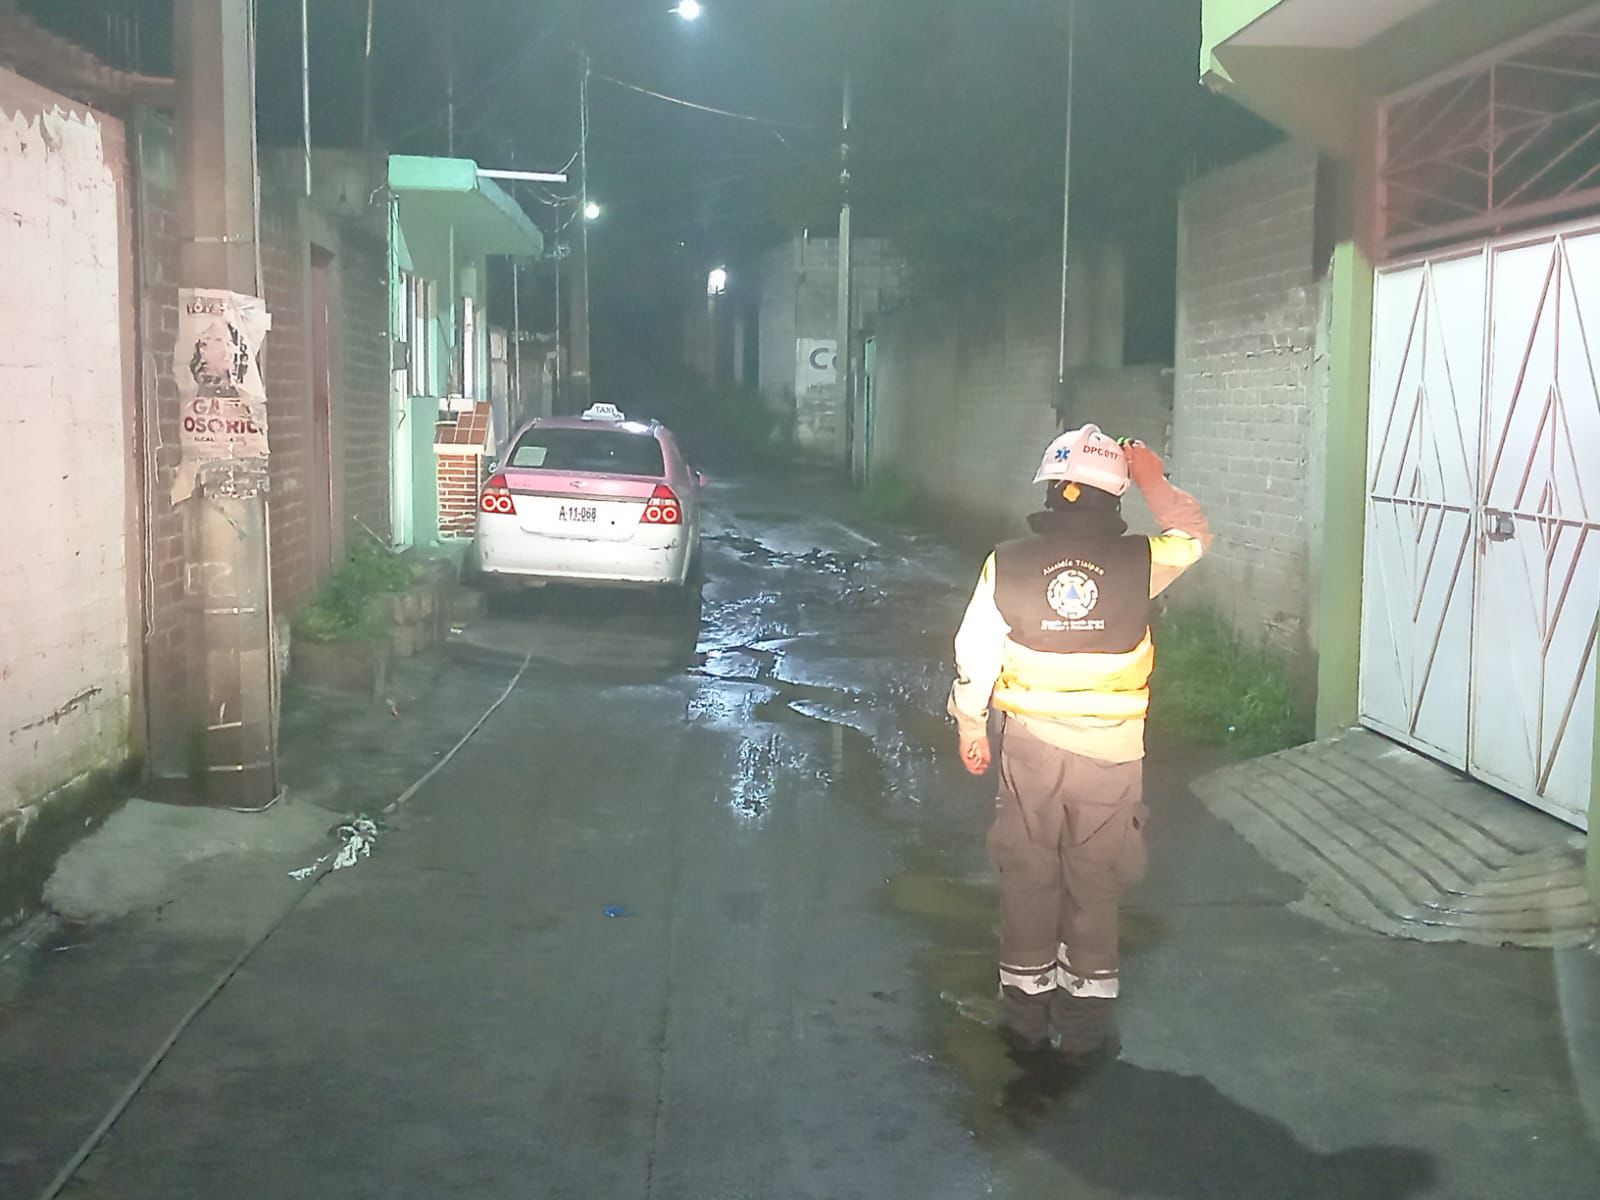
1057, 942, 1119, 998
999, 963, 1056, 996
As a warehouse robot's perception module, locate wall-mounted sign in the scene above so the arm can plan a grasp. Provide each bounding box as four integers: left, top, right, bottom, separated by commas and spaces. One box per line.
796, 338, 837, 393
173, 289, 272, 501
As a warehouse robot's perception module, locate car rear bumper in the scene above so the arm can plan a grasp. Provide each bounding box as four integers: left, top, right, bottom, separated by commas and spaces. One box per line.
476, 516, 693, 587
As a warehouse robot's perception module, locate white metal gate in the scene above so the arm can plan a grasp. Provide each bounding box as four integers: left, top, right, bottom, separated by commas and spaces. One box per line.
1361, 223, 1600, 829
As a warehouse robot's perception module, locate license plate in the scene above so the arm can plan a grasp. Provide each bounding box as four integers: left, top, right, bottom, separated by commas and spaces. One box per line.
558, 505, 598, 523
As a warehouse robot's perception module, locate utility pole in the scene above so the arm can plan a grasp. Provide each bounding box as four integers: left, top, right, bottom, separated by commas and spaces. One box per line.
570, 49, 593, 412
361, 0, 375, 152
300, 0, 312, 195
174, 0, 277, 808
1056, 0, 1078, 397
446, 22, 456, 155
836, 68, 853, 472
553, 237, 564, 415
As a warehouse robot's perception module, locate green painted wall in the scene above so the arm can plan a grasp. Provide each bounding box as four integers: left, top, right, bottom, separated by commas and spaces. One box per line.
1200, 0, 1281, 78
1591, 712, 1598, 912
1315, 235, 1374, 738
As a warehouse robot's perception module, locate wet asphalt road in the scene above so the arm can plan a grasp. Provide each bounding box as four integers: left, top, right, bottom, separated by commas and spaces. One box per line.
6, 473, 1599, 1198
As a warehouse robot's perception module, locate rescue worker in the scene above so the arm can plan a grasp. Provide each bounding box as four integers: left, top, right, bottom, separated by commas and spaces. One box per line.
949, 424, 1211, 1062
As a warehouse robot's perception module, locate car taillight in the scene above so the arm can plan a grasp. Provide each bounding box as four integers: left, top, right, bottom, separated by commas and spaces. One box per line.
480, 473, 514, 515
641, 484, 682, 526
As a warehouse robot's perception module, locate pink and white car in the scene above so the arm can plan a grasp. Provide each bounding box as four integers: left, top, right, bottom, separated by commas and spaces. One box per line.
475, 405, 704, 591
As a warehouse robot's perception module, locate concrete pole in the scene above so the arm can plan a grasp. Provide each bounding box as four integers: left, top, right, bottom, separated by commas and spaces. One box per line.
511, 260, 523, 424
362, 0, 375, 153
836, 69, 853, 472
570, 49, 593, 412
1056, 0, 1077, 390
300, 0, 311, 196
174, 0, 278, 808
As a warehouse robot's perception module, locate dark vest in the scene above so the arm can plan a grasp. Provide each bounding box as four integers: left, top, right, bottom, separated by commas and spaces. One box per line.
994, 531, 1152, 655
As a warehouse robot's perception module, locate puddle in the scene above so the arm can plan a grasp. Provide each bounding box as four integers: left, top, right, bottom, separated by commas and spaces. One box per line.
706, 534, 874, 577
729, 733, 783, 820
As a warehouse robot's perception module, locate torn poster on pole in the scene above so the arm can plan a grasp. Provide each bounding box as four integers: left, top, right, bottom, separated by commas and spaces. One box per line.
172, 289, 272, 502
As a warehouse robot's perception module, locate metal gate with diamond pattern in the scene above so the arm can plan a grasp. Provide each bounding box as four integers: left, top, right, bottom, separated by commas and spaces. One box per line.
1362, 223, 1599, 830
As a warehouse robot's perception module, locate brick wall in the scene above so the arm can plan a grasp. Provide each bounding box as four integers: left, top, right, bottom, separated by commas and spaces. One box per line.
1173, 139, 1328, 665
337, 225, 391, 547
259, 180, 315, 613
131, 132, 391, 777
132, 111, 192, 777
436, 452, 484, 539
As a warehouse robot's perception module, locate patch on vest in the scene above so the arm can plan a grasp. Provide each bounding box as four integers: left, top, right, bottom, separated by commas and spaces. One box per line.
1045, 568, 1102, 630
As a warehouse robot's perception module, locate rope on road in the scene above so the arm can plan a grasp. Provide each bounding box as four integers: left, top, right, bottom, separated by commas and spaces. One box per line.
35, 651, 535, 1200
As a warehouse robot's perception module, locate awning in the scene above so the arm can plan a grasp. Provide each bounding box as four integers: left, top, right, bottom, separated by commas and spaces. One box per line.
1200, 0, 1599, 157
388, 154, 544, 260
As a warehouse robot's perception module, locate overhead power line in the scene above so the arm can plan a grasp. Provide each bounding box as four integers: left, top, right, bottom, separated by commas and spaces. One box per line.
591, 72, 818, 146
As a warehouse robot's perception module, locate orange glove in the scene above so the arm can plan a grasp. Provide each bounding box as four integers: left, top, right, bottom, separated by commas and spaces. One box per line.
1124, 441, 1167, 493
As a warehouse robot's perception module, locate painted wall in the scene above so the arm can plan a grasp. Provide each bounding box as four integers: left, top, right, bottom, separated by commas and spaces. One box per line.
0, 68, 135, 824
756, 235, 908, 457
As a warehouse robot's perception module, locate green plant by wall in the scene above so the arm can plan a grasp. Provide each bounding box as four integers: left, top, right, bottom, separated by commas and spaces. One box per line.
1149, 606, 1311, 756
293, 544, 417, 643
857, 471, 917, 523
706, 383, 779, 457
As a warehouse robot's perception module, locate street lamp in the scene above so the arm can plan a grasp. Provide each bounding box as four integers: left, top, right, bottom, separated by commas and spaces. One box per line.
584, 200, 603, 221
674, 1, 703, 20
706, 266, 728, 296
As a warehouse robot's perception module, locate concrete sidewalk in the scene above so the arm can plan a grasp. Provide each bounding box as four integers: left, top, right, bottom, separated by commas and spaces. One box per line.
1193, 730, 1594, 948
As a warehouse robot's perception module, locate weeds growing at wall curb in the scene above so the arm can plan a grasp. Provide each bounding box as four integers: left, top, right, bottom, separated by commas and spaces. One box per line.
857, 472, 917, 523
294, 544, 417, 642
1150, 607, 1310, 757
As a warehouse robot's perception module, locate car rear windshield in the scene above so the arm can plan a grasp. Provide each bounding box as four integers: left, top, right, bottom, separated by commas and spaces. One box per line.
507, 427, 665, 477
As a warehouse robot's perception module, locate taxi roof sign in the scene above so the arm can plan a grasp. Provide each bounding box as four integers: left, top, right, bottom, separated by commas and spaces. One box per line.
581, 403, 626, 422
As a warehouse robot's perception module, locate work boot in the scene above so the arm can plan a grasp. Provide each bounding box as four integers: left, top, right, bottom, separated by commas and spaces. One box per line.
998, 1022, 1055, 1066
1051, 994, 1118, 1057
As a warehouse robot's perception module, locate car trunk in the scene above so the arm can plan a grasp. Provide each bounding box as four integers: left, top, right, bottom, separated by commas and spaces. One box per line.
502, 471, 655, 541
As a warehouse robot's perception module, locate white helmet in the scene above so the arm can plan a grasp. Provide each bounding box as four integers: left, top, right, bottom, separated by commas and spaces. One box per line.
1032, 424, 1131, 496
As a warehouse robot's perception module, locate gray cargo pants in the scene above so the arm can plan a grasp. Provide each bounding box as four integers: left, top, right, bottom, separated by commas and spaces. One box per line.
986, 720, 1147, 1052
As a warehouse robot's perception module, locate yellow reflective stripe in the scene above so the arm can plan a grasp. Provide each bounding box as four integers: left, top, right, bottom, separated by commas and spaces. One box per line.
992, 633, 1154, 721
1150, 532, 1203, 569
995, 688, 1149, 721
998, 634, 1154, 693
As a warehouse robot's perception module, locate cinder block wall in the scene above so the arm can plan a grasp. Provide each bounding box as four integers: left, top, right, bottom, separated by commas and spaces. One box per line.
1173, 140, 1328, 666
868, 266, 1175, 548
872, 275, 1062, 544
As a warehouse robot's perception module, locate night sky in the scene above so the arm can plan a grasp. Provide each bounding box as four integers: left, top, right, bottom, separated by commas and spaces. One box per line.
25, 0, 1273, 366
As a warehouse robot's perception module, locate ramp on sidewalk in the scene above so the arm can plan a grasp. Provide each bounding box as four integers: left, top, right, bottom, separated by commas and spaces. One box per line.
1192, 730, 1594, 949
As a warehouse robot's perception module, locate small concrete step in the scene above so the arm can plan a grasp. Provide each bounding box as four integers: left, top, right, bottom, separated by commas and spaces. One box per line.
1192, 729, 1595, 949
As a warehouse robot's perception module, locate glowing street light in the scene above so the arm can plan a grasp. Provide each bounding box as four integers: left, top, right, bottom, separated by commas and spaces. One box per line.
584, 200, 603, 221
674, 1, 703, 20
707, 266, 728, 296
